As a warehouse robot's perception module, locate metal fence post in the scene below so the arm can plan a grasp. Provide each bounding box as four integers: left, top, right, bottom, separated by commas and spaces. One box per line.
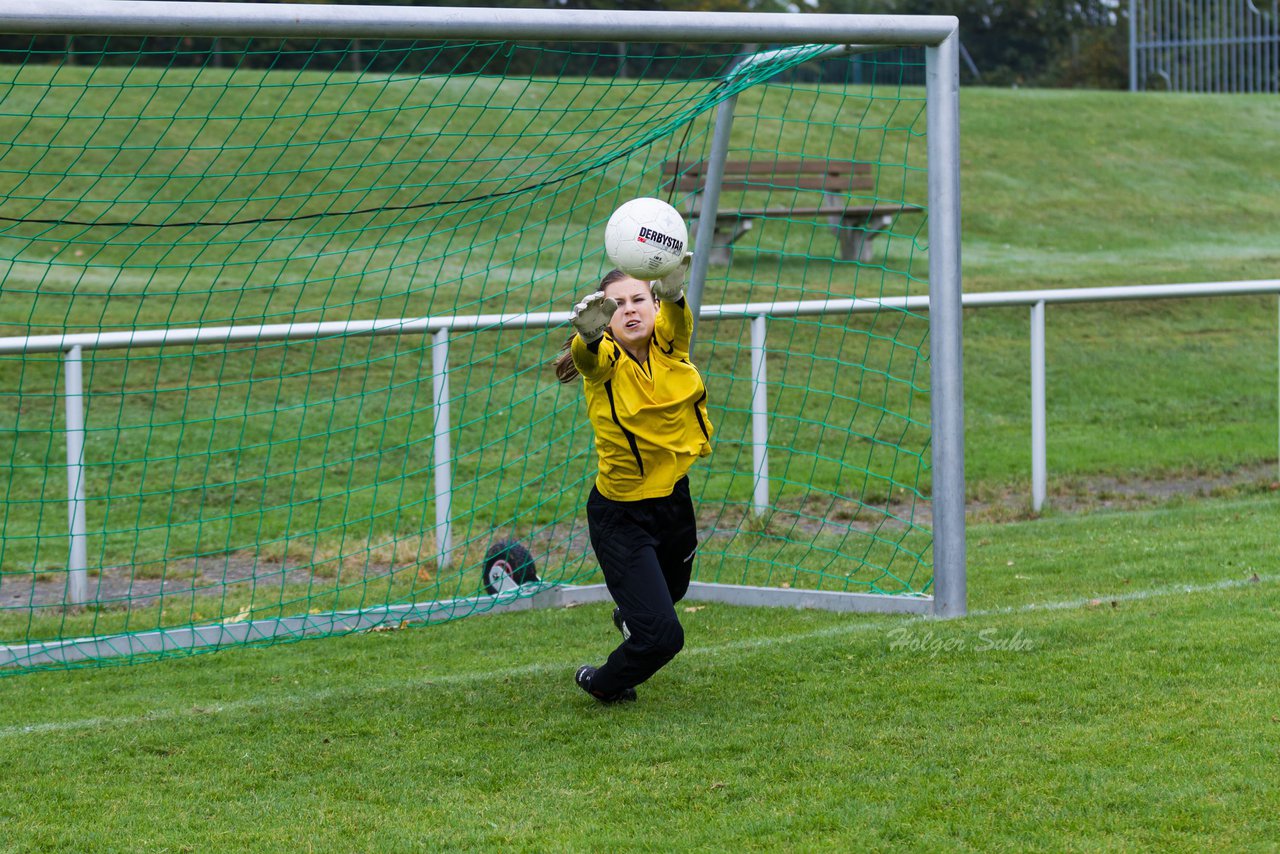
750, 314, 770, 514
63, 345, 89, 605
431, 329, 453, 569
1129, 0, 1139, 92
1031, 300, 1047, 512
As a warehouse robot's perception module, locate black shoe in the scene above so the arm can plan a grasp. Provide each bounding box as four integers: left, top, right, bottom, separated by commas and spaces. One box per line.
575, 665, 637, 704
612, 607, 630, 641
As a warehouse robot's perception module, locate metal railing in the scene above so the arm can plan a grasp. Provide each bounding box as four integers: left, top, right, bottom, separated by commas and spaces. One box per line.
2, 278, 1276, 604
1129, 0, 1280, 92
956, 280, 1280, 509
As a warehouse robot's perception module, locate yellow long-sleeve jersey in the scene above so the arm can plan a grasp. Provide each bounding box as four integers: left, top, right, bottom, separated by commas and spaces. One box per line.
571, 298, 713, 501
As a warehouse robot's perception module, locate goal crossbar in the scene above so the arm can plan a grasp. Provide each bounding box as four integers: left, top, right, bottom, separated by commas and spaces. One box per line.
0, 0, 958, 47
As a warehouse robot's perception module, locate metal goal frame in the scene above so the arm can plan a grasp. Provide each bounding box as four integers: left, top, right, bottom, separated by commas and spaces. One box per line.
0, 2, 964, 669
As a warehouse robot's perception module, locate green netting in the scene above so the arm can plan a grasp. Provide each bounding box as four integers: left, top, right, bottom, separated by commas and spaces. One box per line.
0, 35, 931, 674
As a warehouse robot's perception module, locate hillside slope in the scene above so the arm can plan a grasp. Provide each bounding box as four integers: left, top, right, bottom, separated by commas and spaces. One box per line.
957, 88, 1279, 290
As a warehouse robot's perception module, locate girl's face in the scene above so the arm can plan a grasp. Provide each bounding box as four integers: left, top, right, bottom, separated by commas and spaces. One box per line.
603, 275, 656, 354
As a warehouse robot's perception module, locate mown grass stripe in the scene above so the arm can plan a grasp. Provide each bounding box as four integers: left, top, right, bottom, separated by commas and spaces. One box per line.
4, 570, 1273, 741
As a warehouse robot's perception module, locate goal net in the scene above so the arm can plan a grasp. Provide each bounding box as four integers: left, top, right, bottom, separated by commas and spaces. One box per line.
0, 7, 962, 674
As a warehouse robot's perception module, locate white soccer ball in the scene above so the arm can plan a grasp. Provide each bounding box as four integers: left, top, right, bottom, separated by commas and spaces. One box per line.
604, 197, 688, 280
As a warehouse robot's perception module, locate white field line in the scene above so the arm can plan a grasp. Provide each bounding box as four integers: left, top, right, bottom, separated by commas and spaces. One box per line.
970, 571, 1279, 616
1, 572, 1274, 740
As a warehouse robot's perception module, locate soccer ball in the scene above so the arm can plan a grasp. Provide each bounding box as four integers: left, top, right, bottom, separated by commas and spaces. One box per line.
604, 197, 688, 280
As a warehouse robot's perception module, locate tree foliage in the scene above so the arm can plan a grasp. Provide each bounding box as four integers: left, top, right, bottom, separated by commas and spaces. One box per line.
889, 0, 1126, 86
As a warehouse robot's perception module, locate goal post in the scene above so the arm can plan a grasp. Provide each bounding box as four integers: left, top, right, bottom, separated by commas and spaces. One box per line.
0, 2, 964, 674
925, 28, 966, 619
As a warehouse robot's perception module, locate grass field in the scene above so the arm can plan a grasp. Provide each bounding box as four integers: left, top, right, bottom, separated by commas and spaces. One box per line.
1, 494, 1277, 850
0, 46, 1278, 850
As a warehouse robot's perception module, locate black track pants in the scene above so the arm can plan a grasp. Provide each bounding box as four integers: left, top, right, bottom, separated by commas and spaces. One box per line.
585, 476, 698, 695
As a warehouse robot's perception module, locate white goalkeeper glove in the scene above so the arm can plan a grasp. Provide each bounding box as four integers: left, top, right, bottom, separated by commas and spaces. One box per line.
651, 252, 692, 303
570, 291, 618, 344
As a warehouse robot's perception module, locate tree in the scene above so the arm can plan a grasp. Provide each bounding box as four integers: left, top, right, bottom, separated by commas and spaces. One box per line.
818, 0, 1128, 87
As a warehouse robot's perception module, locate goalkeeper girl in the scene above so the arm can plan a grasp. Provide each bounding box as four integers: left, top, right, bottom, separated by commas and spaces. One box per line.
553, 256, 713, 704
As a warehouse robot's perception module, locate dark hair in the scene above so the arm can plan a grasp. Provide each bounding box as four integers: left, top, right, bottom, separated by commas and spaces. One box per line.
553, 269, 633, 384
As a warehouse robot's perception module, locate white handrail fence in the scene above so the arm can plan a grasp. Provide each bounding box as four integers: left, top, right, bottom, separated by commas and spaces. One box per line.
0, 278, 1276, 604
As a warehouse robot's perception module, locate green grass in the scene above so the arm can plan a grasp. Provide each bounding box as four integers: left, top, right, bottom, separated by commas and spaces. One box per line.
1, 493, 1276, 850
956, 88, 1280, 289
0, 57, 1279, 847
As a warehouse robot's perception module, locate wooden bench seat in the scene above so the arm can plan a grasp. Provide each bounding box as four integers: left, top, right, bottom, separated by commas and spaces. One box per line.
661, 158, 922, 264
